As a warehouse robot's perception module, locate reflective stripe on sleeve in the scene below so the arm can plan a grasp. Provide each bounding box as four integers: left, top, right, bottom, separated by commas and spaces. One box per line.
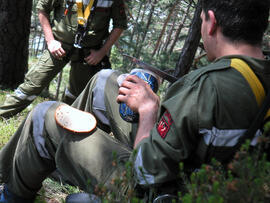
32, 101, 57, 159
134, 147, 155, 185
199, 127, 261, 147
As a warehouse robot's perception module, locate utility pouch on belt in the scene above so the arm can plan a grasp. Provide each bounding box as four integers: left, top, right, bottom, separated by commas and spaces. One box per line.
55, 104, 97, 133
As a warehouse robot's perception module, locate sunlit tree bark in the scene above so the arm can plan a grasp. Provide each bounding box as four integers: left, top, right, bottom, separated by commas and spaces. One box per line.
174, 0, 202, 78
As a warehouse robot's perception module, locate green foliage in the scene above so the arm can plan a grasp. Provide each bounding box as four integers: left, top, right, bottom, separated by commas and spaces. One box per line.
90, 151, 139, 203
179, 124, 270, 203
115, 0, 199, 76
110, 46, 127, 72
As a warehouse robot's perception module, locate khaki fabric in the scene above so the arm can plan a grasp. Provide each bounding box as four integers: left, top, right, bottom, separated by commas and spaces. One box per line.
0, 0, 127, 118
36, 0, 128, 46
0, 70, 133, 198
72, 70, 136, 146
0, 48, 103, 118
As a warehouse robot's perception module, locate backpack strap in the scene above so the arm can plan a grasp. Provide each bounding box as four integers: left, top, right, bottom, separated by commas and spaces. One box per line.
74, 0, 97, 48
219, 58, 270, 163
230, 58, 270, 120
76, 0, 96, 26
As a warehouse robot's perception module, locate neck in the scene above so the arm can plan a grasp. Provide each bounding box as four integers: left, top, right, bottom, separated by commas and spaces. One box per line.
215, 35, 264, 60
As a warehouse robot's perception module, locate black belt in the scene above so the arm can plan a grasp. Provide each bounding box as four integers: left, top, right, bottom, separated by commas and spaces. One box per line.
63, 47, 111, 69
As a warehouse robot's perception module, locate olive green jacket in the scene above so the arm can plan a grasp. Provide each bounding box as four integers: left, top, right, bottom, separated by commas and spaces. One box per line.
134, 55, 270, 186
37, 0, 127, 47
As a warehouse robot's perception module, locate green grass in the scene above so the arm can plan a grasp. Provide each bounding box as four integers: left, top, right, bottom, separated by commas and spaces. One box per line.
0, 89, 29, 148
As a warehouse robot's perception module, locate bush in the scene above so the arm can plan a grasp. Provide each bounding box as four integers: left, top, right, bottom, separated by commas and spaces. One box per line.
180, 121, 270, 203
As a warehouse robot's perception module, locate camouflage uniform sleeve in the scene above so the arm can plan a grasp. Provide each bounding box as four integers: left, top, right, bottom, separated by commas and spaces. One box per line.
133, 75, 217, 186
36, 0, 61, 15
110, 0, 128, 30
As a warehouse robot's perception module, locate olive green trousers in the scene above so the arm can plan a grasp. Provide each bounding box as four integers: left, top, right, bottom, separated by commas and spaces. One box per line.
0, 44, 107, 118
0, 70, 135, 199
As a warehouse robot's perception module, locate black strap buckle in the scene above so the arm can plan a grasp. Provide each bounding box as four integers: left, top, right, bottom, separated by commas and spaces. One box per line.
74, 25, 86, 49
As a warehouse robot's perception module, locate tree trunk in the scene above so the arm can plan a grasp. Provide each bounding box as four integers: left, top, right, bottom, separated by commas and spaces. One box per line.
133, 0, 148, 53
151, 1, 179, 57
135, 0, 157, 57
173, 1, 202, 78
162, 12, 178, 53
0, 0, 32, 89
129, 0, 145, 46
169, 3, 192, 54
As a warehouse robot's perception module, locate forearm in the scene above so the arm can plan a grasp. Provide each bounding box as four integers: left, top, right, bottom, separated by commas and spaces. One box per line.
99, 28, 123, 55
38, 10, 55, 44
134, 98, 160, 148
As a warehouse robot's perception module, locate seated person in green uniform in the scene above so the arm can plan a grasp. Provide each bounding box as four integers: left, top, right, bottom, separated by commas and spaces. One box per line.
0, 0, 269, 202
0, 0, 127, 118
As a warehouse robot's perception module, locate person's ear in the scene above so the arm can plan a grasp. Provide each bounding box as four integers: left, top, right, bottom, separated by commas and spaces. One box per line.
208, 10, 217, 35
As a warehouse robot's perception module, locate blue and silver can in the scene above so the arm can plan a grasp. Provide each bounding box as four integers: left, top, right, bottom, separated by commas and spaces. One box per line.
118, 69, 160, 123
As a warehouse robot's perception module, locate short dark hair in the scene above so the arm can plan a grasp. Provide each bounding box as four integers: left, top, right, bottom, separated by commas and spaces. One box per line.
201, 0, 269, 45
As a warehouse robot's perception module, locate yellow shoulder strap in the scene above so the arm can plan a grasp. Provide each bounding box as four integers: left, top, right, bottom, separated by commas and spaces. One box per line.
230, 58, 270, 119
76, 0, 95, 26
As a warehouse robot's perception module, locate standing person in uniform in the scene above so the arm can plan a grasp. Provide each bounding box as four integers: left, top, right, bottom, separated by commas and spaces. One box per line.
0, 0, 270, 202
0, 0, 127, 118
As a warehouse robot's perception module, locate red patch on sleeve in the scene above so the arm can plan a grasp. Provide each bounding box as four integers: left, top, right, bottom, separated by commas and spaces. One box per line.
157, 110, 173, 139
